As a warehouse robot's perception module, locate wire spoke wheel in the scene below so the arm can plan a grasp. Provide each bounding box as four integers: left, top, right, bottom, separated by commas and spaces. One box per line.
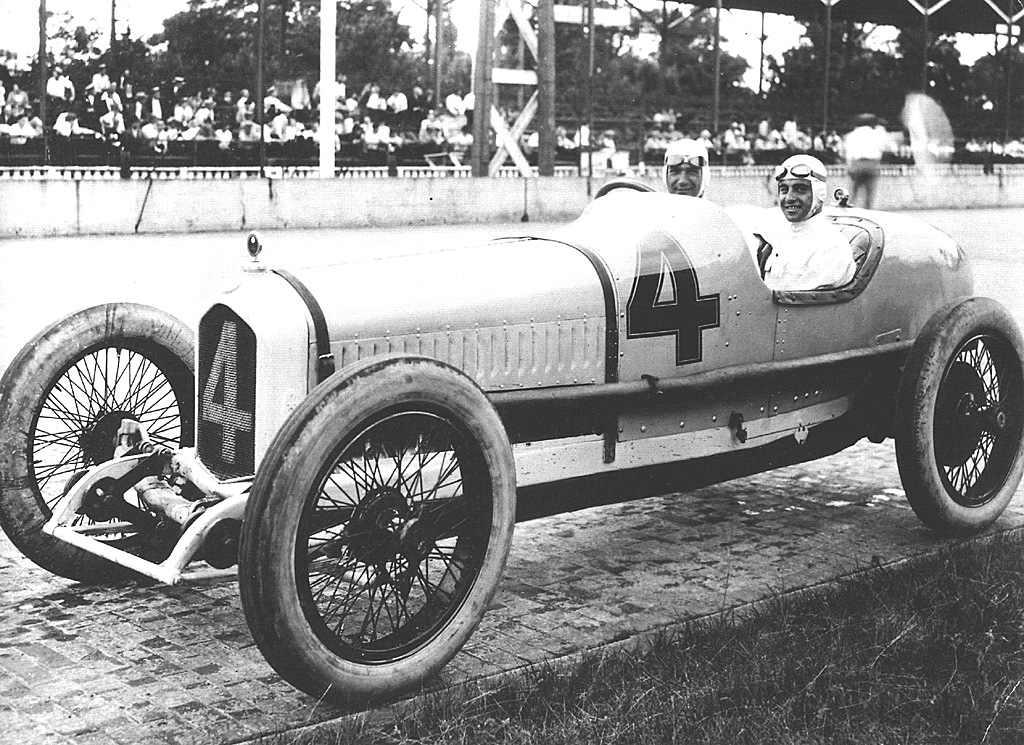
933, 335, 1024, 507
239, 355, 515, 704
896, 298, 1024, 535
0, 304, 194, 581
301, 409, 490, 662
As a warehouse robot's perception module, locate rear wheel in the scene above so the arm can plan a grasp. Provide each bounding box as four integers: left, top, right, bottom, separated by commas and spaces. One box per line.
0, 303, 195, 581
239, 355, 516, 704
895, 298, 1024, 534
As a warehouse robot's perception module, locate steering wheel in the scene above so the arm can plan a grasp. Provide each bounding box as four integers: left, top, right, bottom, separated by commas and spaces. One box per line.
594, 178, 656, 199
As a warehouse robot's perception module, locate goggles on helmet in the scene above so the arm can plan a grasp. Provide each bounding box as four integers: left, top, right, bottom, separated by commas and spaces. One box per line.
666, 153, 707, 168
773, 162, 826, 182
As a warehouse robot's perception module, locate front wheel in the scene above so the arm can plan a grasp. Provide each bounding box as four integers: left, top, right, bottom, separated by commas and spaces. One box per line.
0, 303, 195, 582
895, 298, 1024, 534
238, 355, 516, 705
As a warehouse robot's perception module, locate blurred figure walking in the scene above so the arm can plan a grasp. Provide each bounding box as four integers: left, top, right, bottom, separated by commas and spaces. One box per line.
844, 113, 888, 209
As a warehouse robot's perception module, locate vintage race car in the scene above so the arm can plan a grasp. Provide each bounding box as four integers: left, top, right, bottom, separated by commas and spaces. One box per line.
2, 186, 1022, 705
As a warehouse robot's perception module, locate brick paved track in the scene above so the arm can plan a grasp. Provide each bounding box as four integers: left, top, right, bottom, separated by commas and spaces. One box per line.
3, 439, 1023, 745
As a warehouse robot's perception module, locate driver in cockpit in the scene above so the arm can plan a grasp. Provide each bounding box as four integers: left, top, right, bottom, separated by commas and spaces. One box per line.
664, 138, 710, 198
760, 154, 857, 291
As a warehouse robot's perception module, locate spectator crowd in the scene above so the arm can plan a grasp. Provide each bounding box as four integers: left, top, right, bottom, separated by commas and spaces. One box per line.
640, 108, 1024, 168
643, 110, 847, 167
0, 64, 484, 165
2, 62, 1024, 169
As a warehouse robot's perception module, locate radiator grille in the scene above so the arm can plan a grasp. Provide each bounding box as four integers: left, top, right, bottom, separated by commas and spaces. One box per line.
198, 304, 256, 480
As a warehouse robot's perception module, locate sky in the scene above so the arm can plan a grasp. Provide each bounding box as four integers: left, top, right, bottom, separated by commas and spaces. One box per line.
0, 0, 998, 91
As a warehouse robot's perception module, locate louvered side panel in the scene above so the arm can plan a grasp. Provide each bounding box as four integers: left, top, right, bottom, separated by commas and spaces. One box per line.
335, 317, 604, 390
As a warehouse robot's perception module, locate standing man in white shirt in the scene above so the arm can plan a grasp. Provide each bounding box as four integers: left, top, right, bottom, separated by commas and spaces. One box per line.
843, 113, 889, 209
46, 66, 76, 124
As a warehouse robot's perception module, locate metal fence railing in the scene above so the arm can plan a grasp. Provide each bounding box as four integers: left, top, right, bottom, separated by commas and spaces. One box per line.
0, 164, 587, 180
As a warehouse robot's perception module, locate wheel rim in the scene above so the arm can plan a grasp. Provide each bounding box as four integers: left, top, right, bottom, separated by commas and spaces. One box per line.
933, 333, 1024, 507
297, 408, 493, 663
30, 344, 189, 521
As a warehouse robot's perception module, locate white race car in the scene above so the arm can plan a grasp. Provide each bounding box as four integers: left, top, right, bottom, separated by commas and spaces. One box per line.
1, 188, 1021, 704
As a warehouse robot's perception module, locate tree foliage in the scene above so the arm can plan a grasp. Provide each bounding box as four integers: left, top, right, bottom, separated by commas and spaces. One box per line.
649, 7, 753, 121
961, 45, 1024, 139
146, 0, 469, 98
765, 21, 908, 132
156, 4, 253, 91
552, 20, 641, 120
766, 19, 1020, 139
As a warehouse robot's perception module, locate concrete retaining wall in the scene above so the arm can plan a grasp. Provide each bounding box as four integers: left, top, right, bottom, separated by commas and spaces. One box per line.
707, 165, 1024, 212
1, 165, 1021, 238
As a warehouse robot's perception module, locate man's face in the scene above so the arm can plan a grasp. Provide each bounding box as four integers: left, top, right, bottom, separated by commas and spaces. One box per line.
666, 163, 702, 196
778, 178, 815, 222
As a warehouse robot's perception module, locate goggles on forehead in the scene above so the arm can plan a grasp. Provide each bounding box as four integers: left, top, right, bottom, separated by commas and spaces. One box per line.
665, 153, 707, 168
773, 163, 826, 182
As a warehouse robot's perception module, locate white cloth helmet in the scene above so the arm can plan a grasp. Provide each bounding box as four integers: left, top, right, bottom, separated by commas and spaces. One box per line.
663, 138, 710, 198
773, 153, 828, 219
